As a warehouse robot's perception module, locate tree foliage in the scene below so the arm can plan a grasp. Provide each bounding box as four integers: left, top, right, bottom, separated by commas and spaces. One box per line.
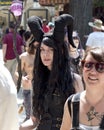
93, 0, 104, 7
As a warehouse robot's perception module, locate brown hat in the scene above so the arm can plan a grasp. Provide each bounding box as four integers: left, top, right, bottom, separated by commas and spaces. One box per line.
88, 19, 104, 30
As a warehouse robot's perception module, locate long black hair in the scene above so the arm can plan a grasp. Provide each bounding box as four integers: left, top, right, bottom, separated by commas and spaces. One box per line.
32, 36, 75, 118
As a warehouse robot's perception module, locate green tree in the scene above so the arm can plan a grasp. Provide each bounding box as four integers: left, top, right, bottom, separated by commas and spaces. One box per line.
93, 0, 104, 7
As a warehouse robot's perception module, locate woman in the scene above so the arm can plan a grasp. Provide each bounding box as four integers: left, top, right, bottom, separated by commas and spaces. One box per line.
65, 31, 84, 74
60, 47, 104, 130
19, 36, 83, 130
15, 31, 39, 122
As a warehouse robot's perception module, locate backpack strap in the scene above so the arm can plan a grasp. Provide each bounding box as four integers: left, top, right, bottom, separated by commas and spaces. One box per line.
100, 115, 104, 129
68, 93, 81, 128
68, 93, 80, 115
72, 93, 81, 102
68, 94, 74, 115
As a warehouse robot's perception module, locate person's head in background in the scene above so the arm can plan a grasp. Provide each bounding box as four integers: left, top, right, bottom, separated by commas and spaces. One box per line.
67, 31, 79, 51
9, 21, 15, 32
23, 31, 39, 55
88, 18, 104, 32
59, 10, 65, 16
36, 35, 71, 71
5, 28, 9, 34
48, 22, 54, 32
40, 37, 56, 70
81, 47, 104, 89
72, 31, 80, 48
42, 19, 47, 25
34, 36, 58, 71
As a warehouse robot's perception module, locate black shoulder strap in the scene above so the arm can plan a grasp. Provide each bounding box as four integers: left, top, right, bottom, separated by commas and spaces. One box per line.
100, 115, 104, 129
71, 93, 80, 128
72, 93, 81, 102
68, 93, 80, 115
68, 94, 74, 115
68, 93, 80, 128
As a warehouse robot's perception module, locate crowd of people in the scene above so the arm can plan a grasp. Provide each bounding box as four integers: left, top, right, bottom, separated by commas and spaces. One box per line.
0, 13, 104, 130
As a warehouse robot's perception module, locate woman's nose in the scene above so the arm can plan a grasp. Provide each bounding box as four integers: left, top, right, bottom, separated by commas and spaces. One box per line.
90, 65, 97, 73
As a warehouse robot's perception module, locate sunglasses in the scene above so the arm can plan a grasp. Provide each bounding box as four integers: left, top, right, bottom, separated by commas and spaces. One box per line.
81, 60, 104, 73
73, 37, 78, 40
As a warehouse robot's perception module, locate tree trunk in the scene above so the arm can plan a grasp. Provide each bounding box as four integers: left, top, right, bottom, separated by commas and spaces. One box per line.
69, 0, 93, 49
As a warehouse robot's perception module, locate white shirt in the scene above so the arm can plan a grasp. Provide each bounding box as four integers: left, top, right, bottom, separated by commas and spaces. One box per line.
86, 31, 104, 47
80, 124, 99, 130
0, 63, 19, 130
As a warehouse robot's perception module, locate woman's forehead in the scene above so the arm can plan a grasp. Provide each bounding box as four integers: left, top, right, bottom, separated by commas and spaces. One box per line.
40, 43, 51, 48
85, 53, 99, 63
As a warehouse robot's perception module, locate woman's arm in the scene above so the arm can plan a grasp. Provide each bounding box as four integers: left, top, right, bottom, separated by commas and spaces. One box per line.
60, 99, 72, 130
2, 44, 7, 62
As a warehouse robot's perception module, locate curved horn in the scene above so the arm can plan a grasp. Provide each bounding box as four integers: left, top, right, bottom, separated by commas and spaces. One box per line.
27, 16, 44, 43
53, 14, 76, 48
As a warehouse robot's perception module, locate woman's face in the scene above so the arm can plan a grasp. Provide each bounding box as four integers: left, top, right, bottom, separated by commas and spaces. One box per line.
40, 43, 54, 70
82, 53, 104, 90
73, 37, 79, 48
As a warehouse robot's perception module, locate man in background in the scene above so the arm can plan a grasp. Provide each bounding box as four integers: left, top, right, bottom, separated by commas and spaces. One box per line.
86, 19, 104, 50
15, 31, 39, 122
2, 21, 24, 85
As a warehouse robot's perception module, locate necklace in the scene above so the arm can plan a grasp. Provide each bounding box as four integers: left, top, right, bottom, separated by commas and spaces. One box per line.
85, 95, 104, 126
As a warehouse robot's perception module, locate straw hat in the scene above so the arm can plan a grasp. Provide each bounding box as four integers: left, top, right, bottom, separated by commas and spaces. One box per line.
88, 19, 104, 30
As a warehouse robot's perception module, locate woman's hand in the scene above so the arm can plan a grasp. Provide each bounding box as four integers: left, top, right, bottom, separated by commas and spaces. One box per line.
19, 116, 39, 130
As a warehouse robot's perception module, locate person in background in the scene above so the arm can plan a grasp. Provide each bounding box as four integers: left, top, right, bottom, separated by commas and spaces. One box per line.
19, 14, 84, 130
60, 47, 104, 130
42, 18, 50, 33
69, 31, 84, 74
0, 63, 19, 130
20, 36, 83, 130
2, 21, 24, 85
15, 31, 39, 122
19, 25, 26, 38
18, 16, 44, 123
86, 19, 104, 50
48, 22, 54, 33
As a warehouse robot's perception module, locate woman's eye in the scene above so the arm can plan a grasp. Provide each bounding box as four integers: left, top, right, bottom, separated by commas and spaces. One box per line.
50, 48, 53, 52
85, 63, 93, 68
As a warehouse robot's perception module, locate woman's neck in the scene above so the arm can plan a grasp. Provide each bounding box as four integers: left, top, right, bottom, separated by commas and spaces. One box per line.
82, 91, 104, 126
85, 91, 104, 106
